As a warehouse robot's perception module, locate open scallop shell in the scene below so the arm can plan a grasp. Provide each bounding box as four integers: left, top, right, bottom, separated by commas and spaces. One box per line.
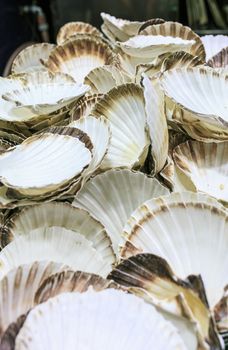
35, 270, 119, 304
173, 141, 228, 204
0, 261, 67, 338
101, 12, 143, 42
201, 35, 228, 61
73, 169, 169, 254
2, 202, 115, 266
119, 35, 195, 58
140, 22, 205, 61
0, 227, 110, 279
109, 254, 221, 350
121, 191, 228, 308
0, 132, 92, 197
91, 83, 150, 169
142, 75, 168, 173
70, 116, 110, 182
84, 65, 132, 94
11, 43, 56, 74
70, 93, 103, 121
161, 67, 228, 128
2, 81, 89, 120
57, 22, 101, 45
207, 47, 228, 69
15, 289, 187, 350
45, 36, 117, 82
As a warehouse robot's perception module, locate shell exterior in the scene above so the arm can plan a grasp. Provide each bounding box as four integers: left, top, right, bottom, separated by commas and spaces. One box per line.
0, 261, 67, 337
119, 35, 195, 58
11, 43, 56, 74
70, 116, 110, 182
207, 47, 228, 69
109, 254, 219, 350
35, 270, 119, 304
70, 94, 103, 121
0, 132, 92, 197
57, 22, 101, 45
140, 22, 205, 61
45, 37, 117, 82
92, 83, 150, 169
142, 75, 168, 173
15, 289, 187, 350
73, 169, 169, 254
121, 191, 228, 308
161, 67, 228, 127
0, 227, 110, 279
173, 141, 228, 203
84, 65, 132, 94
201, 35, 228, 61
101, 12, 143, 41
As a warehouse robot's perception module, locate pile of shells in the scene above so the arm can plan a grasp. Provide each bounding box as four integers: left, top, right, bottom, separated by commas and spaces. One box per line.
0, 12, 227, 350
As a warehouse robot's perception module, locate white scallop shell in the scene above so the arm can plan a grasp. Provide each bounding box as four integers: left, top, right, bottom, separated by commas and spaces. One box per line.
11, 43, 56, 74
0, 261, 67, 337
122, 192, 228, 308
201, 35, 228, 61
173, 141, 228, 203
15, 289, 187, 350
91, 83, 150, 169
0, 133, 92, 196
73, 169, 169, 254
119, 35, 195, 58
57, 21, 101, 45
0, 227, 109, 279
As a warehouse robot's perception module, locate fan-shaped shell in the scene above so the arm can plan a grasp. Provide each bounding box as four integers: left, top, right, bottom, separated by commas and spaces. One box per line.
119, 35, 195, 58
11, 43, 56, 74
0, 227, 109, 279
0, 132, 92, 196
45, 37, 117, 82
201, 35, 228, 61
15, 290, 187, 350
0, 261, 67, 338
161, 67, 228, 128
173, 141, 228, 203
207, 47, 228, 69
91, 83, 150, 169
73, 169, 169, 254
57, 22, 101, 45
121, 192, 228, 308
140, 22, 205, 61
70, 93, 103, 121
35, 270, 118, 304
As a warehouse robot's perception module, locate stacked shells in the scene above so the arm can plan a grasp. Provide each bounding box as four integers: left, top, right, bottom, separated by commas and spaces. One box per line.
0, 13, 227, 350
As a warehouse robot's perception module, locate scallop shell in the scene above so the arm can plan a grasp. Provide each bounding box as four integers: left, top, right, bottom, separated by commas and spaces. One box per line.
0, 261, 67, 338
140, 22, 205, 61
101, 12, 143, 42
84, 65, 132, 94
142, 75, 168, 173
0, 132, 92, 197
0, 227, 110, 279
161, 67, 228, 129
207, 47, 228, 69
73, 169, 169, 254
109, 253, 221, 350
121, 191, 228, 308
70, 93, 103, 121
70, 116, 110, 182
45, 36, 117, 82
91, 83, 150, 169
57, 22, 101, 45
201, 35, 228, 61
35, 270, 119, 304
15, 289, 187, 350
11, 43, 56, 74
173, 141, 228, 203
2, 202, 115, 266
138, 18, 166, 33
119, 35, 195, 58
